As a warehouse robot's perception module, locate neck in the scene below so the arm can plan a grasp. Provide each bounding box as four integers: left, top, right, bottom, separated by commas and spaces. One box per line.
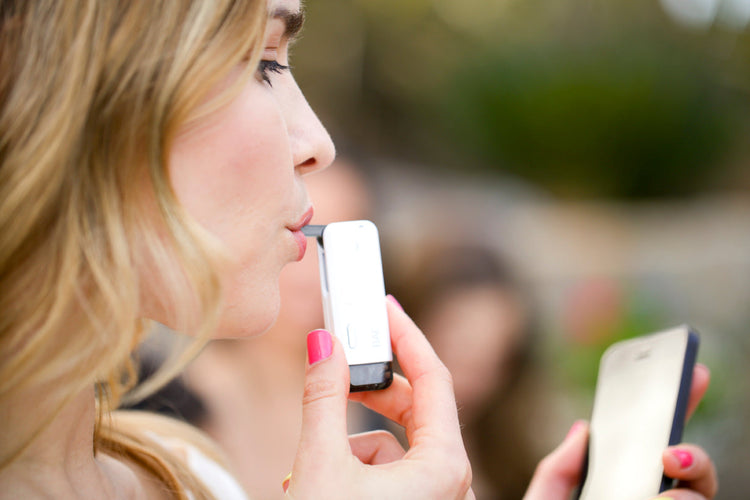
186, 326, 308, 500
242, 328, 307, 392
192, 326, 306, 403
0, 386, 140, 499
0, 384, 94, 465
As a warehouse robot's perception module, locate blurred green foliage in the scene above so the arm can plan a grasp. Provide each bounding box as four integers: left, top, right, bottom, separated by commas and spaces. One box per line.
440, 42, 735, 198
295, 0, 750, 198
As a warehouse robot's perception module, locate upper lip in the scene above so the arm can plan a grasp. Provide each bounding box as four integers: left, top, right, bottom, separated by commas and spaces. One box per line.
288, 206, 314, 231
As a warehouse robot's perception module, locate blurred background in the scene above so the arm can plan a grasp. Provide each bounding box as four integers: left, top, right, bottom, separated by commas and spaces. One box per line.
289, 0, 750, 497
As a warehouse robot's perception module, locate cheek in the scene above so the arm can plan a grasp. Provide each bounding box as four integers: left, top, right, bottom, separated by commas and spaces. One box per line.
168, 85, 294, 337
170, 91, 291, 243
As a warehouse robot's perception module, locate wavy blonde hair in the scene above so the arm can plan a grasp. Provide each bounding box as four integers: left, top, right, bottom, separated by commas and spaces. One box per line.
0, 1, 266, 497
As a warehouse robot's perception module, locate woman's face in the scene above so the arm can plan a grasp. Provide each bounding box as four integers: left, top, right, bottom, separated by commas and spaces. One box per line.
424, 285, 527, 418
166, 0, 335, 338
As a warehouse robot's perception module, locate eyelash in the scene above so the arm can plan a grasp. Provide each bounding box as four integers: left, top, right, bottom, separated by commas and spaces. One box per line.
257, 60, 289, 85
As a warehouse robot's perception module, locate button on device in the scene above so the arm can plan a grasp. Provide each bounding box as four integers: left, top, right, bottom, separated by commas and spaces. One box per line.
346, 323, 359, 349
369, 328, 381, 348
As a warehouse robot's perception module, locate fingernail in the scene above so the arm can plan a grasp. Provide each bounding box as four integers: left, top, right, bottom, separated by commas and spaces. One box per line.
386, 294, 404, 311
672, 448, 693, 468
566, 420, 586, 439
307, 329, 332, 365
696, 362, 710, 375
653, 497, 674, 500
281, 472, 291, 492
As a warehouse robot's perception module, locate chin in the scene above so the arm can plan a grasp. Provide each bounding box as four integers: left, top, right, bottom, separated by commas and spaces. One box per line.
213, 291, 281, 339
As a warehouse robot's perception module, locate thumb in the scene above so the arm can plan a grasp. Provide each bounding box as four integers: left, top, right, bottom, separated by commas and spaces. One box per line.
291, 330, 352, 491
524, 421, 589, 500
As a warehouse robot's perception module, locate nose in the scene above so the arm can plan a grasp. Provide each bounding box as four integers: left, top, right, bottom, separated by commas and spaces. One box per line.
285, 79, 336, 176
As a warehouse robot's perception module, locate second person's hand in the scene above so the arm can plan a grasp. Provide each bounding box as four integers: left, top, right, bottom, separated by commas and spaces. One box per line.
523, 364, 716, 500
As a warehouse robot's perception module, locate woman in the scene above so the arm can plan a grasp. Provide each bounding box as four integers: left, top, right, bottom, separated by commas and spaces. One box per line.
0, 1, 716, 499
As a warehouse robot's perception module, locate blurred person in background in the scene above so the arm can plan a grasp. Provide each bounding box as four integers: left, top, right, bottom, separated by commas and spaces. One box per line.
386, 241, 538, 499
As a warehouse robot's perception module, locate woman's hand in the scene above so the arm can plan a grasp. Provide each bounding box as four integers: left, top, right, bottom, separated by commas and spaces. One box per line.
286, 296, 474, 499
523, 364, 717, 500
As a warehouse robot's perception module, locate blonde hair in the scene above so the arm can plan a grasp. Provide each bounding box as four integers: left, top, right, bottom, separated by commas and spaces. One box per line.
0, 1, 265, 497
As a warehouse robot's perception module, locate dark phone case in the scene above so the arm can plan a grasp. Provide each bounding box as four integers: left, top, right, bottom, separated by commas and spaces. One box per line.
659, 328, 699, 491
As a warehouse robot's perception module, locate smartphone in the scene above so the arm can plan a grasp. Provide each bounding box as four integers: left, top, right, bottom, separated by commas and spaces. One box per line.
303, 220, 393, 392
577, 325, 699, 500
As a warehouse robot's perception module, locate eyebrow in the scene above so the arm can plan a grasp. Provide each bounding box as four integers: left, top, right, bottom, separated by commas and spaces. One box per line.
271, 7, 305, 40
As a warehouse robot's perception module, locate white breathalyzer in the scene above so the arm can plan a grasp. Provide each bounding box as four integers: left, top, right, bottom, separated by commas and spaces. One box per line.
302, 220, 393, 392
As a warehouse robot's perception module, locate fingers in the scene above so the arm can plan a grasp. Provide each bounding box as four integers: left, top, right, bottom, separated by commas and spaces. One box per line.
292, 329, 352, 487
379, 297, 463, 447
523, 421, 589, 500
653, 489, 708, 500
654, 488, 706, 500
464, 488, 477, 500
655, 365, 713, 500
290, 323, 471, 499
661, 444, 718, 499
358, 297, 472, 497
348, 430, 406, 465
353, 297, 461, 442
685, 364, 710, 421
349, 373, 413, 427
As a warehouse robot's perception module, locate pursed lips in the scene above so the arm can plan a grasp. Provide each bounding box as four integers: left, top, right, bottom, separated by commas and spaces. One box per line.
287, 206, 314, 232
287, 206, 314, 261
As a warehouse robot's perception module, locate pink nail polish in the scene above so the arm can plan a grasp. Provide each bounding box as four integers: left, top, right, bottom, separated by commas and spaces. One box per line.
672, 449, 693, 468
307, 329, 332, 365
386, 294, 404, 311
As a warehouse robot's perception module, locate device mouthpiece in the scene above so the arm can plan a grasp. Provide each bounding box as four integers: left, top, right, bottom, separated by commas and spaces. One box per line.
302, 224, 326, 238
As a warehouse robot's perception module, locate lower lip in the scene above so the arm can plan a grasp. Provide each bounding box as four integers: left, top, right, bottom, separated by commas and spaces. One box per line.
291, 229, 307, 261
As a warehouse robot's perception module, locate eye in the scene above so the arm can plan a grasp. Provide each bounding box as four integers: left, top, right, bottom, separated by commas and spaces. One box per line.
257, 59, 289, 86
